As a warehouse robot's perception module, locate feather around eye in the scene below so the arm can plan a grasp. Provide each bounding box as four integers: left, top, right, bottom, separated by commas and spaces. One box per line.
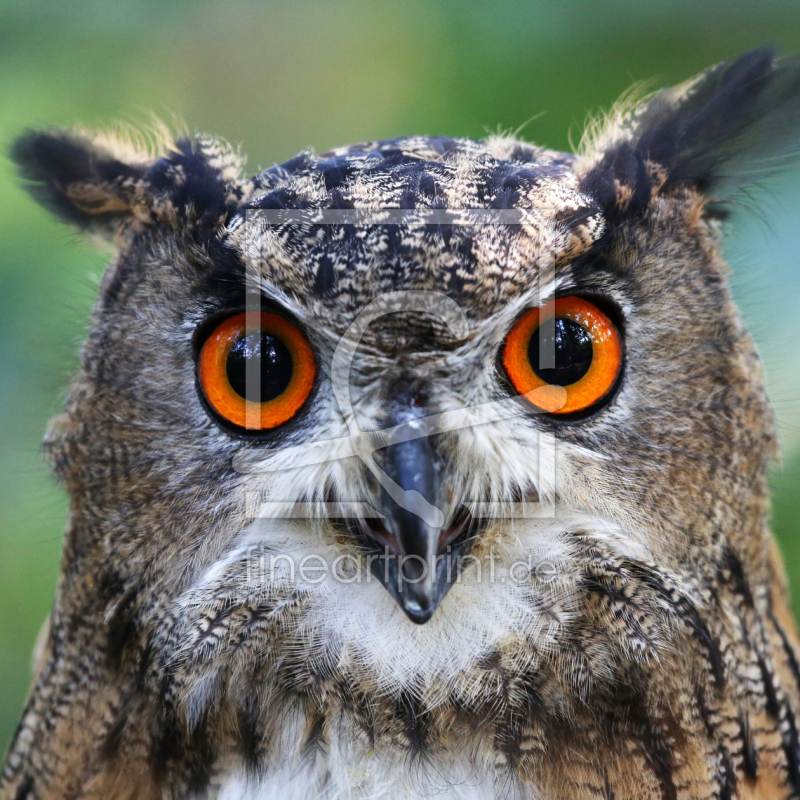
198, 312, 316, 430
503, 296, 622, 415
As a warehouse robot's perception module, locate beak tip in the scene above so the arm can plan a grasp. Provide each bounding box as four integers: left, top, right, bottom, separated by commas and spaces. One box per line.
401, 597, 437, 624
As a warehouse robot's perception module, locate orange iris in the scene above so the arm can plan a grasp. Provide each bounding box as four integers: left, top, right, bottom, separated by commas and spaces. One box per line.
198, 312, 316, 430
503, 297, 622, 415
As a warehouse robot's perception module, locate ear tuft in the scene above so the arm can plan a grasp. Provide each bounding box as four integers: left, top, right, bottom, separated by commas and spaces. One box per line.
11, 126, 246, 240
579, 48, 800, 217
11, 130, 146, 231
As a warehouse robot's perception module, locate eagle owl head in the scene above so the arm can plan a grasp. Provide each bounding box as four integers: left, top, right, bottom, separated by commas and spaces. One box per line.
5, 48, 800, 800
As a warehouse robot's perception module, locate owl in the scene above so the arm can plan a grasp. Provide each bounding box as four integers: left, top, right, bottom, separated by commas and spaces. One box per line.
4, 46, 800, 800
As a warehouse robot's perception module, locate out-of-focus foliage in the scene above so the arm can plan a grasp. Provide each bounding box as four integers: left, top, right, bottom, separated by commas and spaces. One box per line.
2, 0, 800, 748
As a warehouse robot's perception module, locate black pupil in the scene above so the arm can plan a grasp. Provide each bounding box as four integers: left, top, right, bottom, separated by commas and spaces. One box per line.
529, 317, 593, 386
226, 332, 293, 402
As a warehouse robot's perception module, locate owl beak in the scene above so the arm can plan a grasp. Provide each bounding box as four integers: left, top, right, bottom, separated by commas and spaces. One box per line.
375, 435, 444, 623
365, 434, 474, 624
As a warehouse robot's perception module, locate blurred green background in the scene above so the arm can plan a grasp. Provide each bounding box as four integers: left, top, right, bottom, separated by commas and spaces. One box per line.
3, 0, 800, 749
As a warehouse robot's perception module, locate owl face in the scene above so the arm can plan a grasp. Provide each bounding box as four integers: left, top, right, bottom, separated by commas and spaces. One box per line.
10, 50, 799, 784
21, 130, 772, 687
203, 138, 621, 626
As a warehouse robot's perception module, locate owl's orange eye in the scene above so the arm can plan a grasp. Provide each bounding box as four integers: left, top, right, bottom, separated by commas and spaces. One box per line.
198, 312, 316, 430
503, 297, 622, 415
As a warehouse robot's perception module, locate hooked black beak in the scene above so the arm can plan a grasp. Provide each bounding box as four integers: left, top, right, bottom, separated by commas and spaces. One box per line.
348, 426, 480, 624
